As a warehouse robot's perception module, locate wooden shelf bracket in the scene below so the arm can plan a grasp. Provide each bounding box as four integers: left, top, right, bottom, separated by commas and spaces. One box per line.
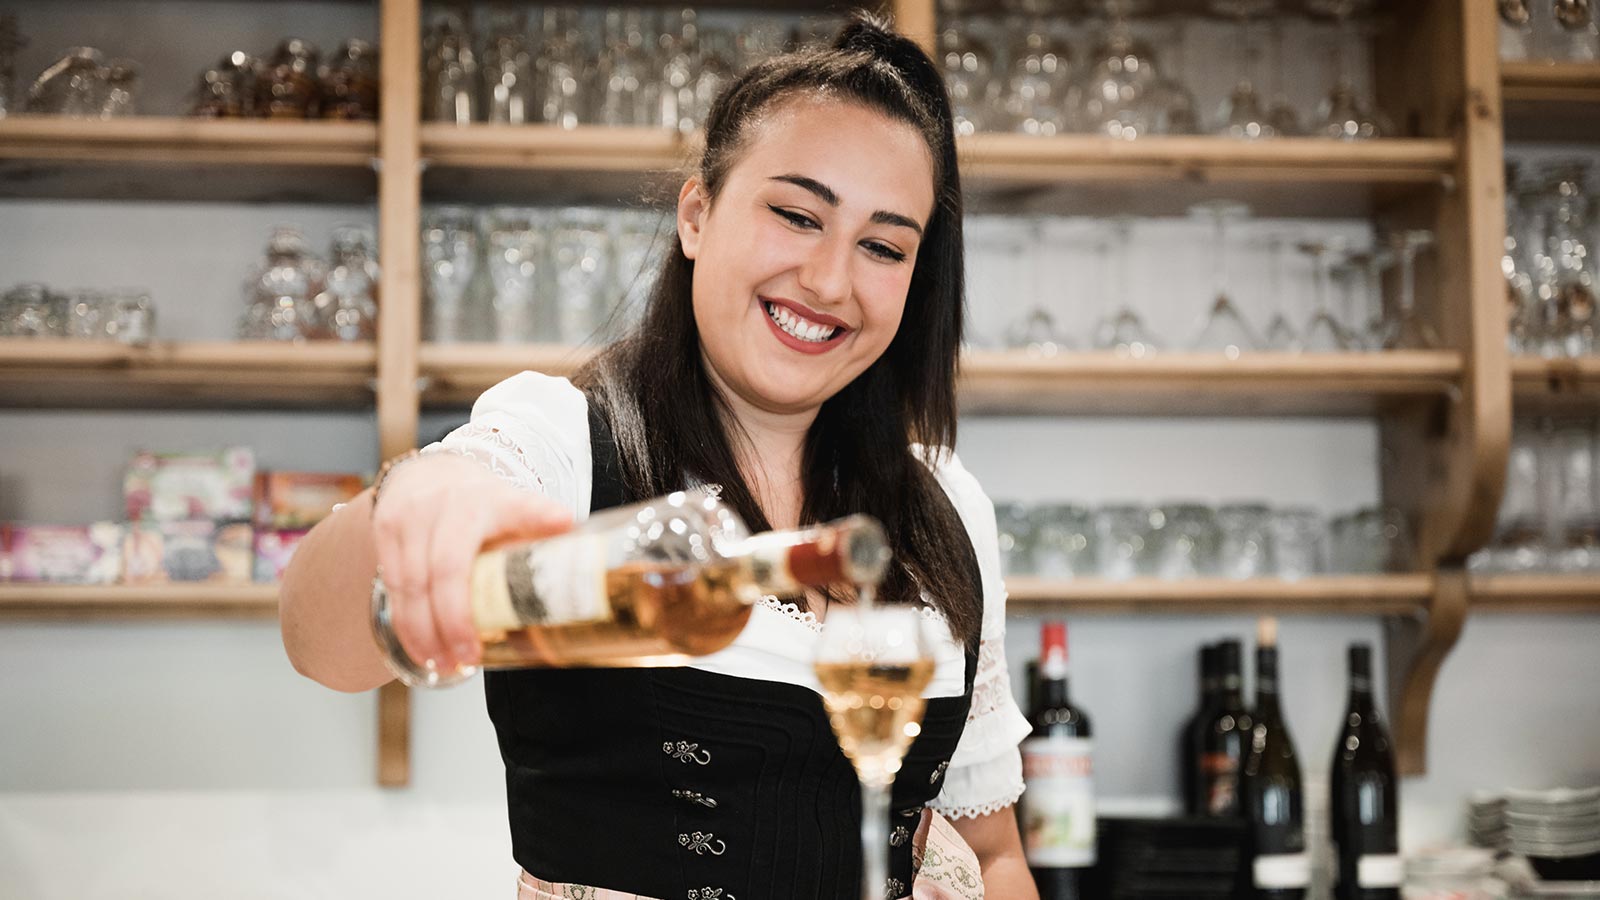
1385, 566, 1471, 776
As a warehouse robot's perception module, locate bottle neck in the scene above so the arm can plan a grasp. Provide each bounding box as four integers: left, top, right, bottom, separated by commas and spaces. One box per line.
736, 515, 890, 598
1039, 672, 1071, 709
1256, 647, 1282, 717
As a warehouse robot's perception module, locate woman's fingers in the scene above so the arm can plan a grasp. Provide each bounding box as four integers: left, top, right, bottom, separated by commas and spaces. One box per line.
427, 503, 490, 669
484, 490, 575, 547
375, 488, 451, 676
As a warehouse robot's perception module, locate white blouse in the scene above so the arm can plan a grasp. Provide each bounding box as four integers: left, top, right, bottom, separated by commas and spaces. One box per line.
423, 371, 1032, 820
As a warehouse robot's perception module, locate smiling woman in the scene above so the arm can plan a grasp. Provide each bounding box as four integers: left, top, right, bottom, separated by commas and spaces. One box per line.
280, 12, 1035, 900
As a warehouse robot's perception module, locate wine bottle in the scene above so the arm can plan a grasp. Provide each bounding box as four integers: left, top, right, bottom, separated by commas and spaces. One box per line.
1198, 639, 1253, 818
1330, 643, 1401, 900
371, 489, 890, 685
1022, 622, 1095, 900
1245, 618, 1308, 900
1182, 642, 1222, 815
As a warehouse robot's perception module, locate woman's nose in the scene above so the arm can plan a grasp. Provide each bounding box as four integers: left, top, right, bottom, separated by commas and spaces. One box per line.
796, 235, 853, 307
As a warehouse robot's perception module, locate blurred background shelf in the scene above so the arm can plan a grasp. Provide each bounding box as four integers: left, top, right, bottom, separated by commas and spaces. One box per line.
1509, 357, 1600, 412
0, 583, 279, 620
0, 116, 379, 203
1004, 574, 1434, 616
418, 345, 1462, 416
1469, 573, 1600, 613
0, 339, 376, 410
1501, 61, 1600, 141
417, 124, 1456, 215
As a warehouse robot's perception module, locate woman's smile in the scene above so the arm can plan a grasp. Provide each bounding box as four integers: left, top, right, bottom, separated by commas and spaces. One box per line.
759, 296, 853, 354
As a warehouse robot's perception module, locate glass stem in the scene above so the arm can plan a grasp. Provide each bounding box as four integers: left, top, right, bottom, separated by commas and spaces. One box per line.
861, 780, 891, 900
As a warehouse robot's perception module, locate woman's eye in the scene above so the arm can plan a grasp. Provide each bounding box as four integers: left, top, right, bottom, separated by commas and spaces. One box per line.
768, 205, 819, 230
862, 241, 907, 263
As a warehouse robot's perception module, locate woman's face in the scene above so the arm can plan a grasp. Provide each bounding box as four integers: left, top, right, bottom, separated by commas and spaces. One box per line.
678, 98, 937, 417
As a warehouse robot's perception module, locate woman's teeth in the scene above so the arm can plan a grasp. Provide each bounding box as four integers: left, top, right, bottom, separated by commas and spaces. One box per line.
765, 301, 839, 343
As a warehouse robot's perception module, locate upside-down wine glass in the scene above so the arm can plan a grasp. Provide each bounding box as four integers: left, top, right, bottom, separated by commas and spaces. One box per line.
815, 602, 936, 900
1095, 216, 1159, 356
1189, 200, 1261, 356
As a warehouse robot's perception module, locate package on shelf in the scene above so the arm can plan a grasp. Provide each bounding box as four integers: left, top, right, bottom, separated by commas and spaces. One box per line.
121, 520, 253, 584
252, 472, 365, 530
0, 523, 123, 584
253, 528, 309, 584
124, 447, 256, 523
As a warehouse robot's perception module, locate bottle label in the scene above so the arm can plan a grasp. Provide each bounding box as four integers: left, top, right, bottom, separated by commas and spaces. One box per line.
1020, 735, 1095, 868
1200, 751, 1240, 815
1254, 853, 1311, 888
1357, 854, 1404, 887
495, 533, 609, 628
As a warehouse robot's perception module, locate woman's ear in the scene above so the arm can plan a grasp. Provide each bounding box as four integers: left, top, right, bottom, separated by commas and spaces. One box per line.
677, 177, 709, 261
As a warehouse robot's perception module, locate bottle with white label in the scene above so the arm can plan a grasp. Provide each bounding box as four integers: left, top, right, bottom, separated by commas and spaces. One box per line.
1329, 643, 1402, 900
1021, 621, 1095, 900
1245, 617, 1308, 900
370, 489, 890, 685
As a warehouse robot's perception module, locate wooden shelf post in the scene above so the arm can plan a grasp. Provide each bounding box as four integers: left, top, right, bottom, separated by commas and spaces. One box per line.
375, 0, 424, 789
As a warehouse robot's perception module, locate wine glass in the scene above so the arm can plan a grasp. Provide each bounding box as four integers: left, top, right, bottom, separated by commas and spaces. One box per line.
1094, 216, 1159, 357
815, 604, 936, 900
1188, 200, 1261, 356
1298, 238, 1359, 351
1308, 0, 1390, 140
1211, 0, 1277, 139
1004, 217, 1074, 354
1382, 230, 1442, 350
1262, 235, 1301, 351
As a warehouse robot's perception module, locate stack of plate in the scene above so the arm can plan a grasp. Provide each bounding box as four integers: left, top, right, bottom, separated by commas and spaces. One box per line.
1471, 792, 1511, 850
1507, 787, 1600, 881
1087, 816, 1248, 899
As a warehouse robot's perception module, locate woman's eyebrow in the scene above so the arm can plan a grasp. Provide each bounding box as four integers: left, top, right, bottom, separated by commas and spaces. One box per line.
769, 173, 924, 237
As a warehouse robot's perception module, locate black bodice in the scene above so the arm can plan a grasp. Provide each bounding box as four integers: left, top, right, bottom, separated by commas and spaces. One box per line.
485, 397, 980, 900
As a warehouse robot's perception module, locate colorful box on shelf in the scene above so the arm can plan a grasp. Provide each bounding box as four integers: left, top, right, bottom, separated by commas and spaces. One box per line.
252, 471, 365, 530
254, 528, 309, 584
124, 447, 255, 523
122, 521, 253, 584
0, 523, 123, 584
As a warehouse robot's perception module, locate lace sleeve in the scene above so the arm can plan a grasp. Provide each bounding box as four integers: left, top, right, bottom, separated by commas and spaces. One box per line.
919, 447, 1033, 821
418, 371, 593, 520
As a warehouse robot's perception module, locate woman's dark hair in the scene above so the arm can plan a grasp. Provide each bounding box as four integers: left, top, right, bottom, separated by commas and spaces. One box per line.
575, 13, 980, 649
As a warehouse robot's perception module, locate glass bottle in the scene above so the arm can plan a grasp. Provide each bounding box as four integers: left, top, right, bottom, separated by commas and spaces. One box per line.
482, 9, 533, 125
239, 226, 325, 341
319, 39, 379, 121
257, 38, 321, 119
317, 225, 380, 342
26, 47, 106, 118
535, 7, 584, 128
423, 12, 477, 124
1537, 161, 1597, 358
595, 8, 656, 128
371, 490, 891, 686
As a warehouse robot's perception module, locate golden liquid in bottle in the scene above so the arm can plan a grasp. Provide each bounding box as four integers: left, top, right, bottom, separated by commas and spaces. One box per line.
816, 657, 936, 785
476, 559, 754, 669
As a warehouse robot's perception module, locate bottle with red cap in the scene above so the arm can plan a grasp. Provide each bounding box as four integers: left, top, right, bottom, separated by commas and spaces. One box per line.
1021, 621, 1096, 900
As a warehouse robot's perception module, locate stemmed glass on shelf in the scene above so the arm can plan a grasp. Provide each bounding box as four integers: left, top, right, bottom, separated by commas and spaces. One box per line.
1188, 200, 1261, 356
815, 602, 936, 900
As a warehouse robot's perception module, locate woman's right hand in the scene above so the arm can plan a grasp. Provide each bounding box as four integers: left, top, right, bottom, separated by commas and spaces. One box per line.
369, 452, 574, 678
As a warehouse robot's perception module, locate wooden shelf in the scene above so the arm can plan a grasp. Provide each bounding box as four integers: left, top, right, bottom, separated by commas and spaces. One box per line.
419, 344, 1462, 416
1469, 573, 1600, 612
958, 350, 1462, 416
1004, 574, 1433, 615
1502, 62, 1600, 141
418, 124, 1455, 215
0, 583, 279, 619
1510, 356, 1600, 412
0, 116, 379, 203
0, 339, 377, 410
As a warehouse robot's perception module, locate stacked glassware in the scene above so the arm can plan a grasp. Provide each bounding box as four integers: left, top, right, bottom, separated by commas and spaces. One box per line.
992, 499, 1413, 580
